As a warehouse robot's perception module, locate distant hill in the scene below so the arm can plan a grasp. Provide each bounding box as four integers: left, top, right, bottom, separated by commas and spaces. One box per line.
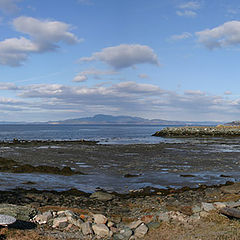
48, 114, 223, 126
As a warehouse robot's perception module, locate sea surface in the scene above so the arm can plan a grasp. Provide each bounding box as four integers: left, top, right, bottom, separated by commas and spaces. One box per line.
0, 124, 170, 144
0, 124, 239, 193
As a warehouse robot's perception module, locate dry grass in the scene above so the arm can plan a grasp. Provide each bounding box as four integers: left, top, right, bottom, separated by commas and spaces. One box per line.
0, 228, 55, 240
144, 212, 240, 240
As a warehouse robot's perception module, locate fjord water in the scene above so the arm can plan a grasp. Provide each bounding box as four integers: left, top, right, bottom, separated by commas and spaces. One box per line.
0, 124, 167, 144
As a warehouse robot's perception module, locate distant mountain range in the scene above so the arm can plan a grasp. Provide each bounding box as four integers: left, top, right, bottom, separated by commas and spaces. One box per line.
47, 114, 224, 126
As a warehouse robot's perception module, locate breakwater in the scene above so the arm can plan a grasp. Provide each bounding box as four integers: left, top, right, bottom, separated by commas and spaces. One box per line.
153, 126, 240, 137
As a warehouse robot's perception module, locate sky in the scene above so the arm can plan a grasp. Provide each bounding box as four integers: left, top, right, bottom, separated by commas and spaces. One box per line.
1, 0, 240, 122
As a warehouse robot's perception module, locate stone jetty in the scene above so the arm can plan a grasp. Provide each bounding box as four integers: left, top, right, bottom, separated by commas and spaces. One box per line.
153, 126, 240, 137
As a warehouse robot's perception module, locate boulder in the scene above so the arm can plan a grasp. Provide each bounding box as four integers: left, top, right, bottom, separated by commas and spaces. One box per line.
0, 204, 37, 221
52, 217, 69, 229
134, 223, 148, 238
34, 211, 52, 224
93, 214, 108, 224
90, 191, 114, 201
81, 222, 93, 235
201, 202, 215, 212
92, 224, 110, 237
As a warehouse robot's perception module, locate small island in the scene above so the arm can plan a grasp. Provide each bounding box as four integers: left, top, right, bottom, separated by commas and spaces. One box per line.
153, 125, 240, 137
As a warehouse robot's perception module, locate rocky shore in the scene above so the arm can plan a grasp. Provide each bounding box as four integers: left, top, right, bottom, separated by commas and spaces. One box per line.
153, 126, 240, 137
0, 139, 239, 239
0, 182, 240, 239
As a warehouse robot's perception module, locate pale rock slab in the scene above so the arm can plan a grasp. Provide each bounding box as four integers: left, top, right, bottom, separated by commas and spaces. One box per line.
92, 224, 110, 237
134, 223, 148, 238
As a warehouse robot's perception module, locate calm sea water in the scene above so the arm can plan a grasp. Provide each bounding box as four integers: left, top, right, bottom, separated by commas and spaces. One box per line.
0, 124, 170, 144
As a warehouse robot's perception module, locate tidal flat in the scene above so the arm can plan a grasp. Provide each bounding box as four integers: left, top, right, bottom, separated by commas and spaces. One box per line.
0, 139, 240, 239
0, 138, 239, 192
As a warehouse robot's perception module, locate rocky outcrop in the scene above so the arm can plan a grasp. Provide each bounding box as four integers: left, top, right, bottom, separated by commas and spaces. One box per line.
153, 126, 240, 137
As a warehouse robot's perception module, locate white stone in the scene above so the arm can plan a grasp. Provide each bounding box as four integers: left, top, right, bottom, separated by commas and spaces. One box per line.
134, 223, 148, 238
107, 221, 114, 227
92, 224, 110, 237
93, 214, 108, 224
0, 215, 16, 226
34, 211, 52, 224
213, 202, 226, 209
81, 222, 93, 235
201, 202, 215, 212
52, 217, 69, 228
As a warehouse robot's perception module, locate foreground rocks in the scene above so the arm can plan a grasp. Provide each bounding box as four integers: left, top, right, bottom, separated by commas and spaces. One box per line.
0, 182, 238, 239
153, 126, 240, 137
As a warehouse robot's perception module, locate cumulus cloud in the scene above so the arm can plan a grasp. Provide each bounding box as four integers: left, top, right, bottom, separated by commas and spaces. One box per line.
13, 16, 79, 51
0, 0, 21, 14
170, 32, 192, 41
0, 37, 38, 66
80, 44, 159, 69
196, 21, 240, 49
0, 16, 79, 66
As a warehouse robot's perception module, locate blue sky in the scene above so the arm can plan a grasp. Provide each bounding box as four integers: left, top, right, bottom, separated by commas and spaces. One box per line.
1, 0, 240, 121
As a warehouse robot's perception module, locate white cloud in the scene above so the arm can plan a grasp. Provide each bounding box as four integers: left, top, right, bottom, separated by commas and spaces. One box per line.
73, 75, 88, 82
179, 1, 201, 10
184, 90, 205, 96
170, 32, 192, 41
0, 37, 38, 66
176, 1, 201, 17
176, 10, 196, 17
0, 82, 18, 90
0, 16, 79, 66
0, 81, 239, 121
80, 44, 159, 69
0, 0, 21, 14
73, 68, 117, 82
196, 21, 240, 49
13, 16, 79, 51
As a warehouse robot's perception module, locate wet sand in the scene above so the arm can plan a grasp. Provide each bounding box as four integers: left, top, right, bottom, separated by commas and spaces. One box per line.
0, 138, 239, 192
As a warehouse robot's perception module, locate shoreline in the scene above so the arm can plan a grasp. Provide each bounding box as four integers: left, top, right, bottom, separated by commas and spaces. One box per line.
0, 139, 239, 238
153, 126, 240, 137
0, 180, 240, 239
